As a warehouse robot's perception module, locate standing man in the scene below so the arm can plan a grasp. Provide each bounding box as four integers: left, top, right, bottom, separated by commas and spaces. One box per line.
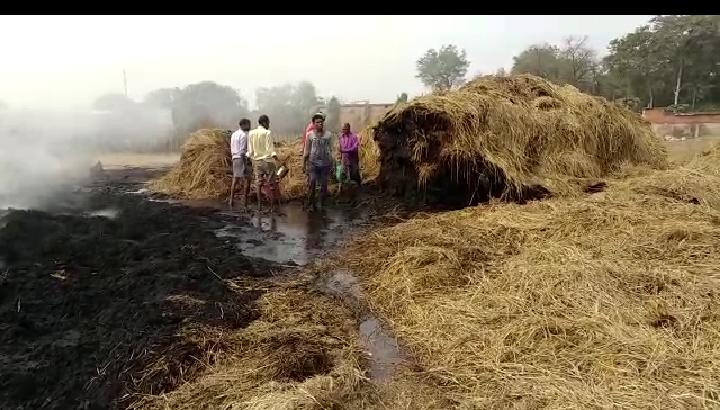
229, 118, 252, 209
302, 112, 325, 154
303, 113, 335, 211
338, 122, 361, 186
247, 114, 278, 213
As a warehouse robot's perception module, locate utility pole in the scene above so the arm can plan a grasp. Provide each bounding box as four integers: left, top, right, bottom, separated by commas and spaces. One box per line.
123, 69, 128, 97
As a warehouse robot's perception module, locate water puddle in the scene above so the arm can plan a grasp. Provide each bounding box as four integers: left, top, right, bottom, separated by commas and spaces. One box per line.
127, 187, 149, 195
86, 208, 120, 219
208, 202, 368, 266
323, 268, 405, 383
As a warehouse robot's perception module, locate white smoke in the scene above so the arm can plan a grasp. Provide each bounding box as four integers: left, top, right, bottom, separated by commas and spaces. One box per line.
0, 106, 173, 210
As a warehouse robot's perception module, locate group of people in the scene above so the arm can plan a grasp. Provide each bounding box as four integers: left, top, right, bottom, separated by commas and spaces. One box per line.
229, 112, 362, 213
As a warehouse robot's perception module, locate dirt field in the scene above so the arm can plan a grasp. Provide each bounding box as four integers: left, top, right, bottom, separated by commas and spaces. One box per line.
664, 137, 720, 162
93, 152, 180, 170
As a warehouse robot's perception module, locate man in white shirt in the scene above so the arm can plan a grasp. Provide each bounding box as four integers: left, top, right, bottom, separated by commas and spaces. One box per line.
229, 118, 252, 209
247, 114, 279, 213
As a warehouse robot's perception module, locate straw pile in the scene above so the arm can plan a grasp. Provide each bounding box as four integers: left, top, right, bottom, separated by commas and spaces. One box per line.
152, 127, 381, 201
374, 74, 668, 204
359, 124, 381, 182
152, 129, 233, 199
343, 148, 720, 408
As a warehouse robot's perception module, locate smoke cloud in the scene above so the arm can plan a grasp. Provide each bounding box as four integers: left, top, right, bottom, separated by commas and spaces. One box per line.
0, 106, 173, 210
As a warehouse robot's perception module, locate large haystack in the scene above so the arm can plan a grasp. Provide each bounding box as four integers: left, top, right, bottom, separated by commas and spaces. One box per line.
152, 127, 380, 201
343, 148, 720, 408
374, 74, 668, 205
152, 129, 233, 199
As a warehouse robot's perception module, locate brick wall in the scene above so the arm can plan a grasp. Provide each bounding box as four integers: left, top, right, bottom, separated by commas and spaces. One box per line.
643, 108, 720, 139
339, 103, 393, 131
642, 108, 720, 124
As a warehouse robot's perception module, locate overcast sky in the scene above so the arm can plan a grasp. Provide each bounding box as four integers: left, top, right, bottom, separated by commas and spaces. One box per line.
0, 15, 653, 110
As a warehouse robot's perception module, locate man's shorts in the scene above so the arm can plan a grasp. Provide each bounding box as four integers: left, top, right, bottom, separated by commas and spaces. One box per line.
232, 158, 252, 178
253, 159, 277, 184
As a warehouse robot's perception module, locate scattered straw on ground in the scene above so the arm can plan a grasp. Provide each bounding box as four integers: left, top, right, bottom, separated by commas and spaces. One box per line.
374, 74, 668, 200
151, 127, 380, 201
343, 146, 720, 408
132, 284, 369, 409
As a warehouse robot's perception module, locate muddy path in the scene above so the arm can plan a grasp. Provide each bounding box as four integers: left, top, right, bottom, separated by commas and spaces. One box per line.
0, 166, 410, 409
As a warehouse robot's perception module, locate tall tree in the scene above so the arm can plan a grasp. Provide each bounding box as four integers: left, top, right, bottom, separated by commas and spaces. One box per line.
650, 15, 720, 107
511, 43, 563, 83
255, 81, 320, 134
559, 35, 597, 91
143, 87, 180, 109
604, 25, 669, 108
511, 38, 599, 93
416, 44, 469, 91
326, 96, 341, 132
171, 81, 248, 135
396, 92, 408, 103
291, 81, 320, 117
603, 15, 720, 109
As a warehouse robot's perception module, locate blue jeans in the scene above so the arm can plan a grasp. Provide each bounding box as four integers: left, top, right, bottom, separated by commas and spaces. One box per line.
308, 164, 330, 205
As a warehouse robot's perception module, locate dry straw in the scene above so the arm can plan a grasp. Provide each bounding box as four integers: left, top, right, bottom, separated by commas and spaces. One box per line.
131, 287, 368, 409
374, 74, 668, 198
344, 145, 720, 408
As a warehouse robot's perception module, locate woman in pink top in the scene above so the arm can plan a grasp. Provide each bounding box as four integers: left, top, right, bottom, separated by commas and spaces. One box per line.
338, 123, 361, 185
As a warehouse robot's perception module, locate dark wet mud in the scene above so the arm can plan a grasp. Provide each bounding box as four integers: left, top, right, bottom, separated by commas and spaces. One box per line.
0, 168, 270, 410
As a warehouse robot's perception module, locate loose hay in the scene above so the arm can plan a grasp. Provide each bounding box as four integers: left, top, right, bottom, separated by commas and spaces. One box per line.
344, 149, 720, 408
132, 287, 368, 410
374, 74, 668, 205
151, 129, 233, 199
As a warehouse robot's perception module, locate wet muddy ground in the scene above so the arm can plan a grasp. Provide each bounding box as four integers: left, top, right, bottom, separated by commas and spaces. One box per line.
0, 166, 408, 409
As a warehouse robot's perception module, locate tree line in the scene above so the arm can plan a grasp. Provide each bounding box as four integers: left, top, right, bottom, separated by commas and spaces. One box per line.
94, 80, 343, 141
415, 15, 720, 112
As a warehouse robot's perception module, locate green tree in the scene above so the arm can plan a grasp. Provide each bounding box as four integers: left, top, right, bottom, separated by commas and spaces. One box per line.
603, 15, 720, 109
171, 81, 248, 135
143, 87, 180, 109
604, 25, 669, 107
650, 15, 720, 107
326, 96, 341, 132
396, 93, 408, 103
511, 43, 563, 83
416, 44, 469, 91
255, 81, 320, 134
511, 38, 599, 93
291, 81, 320, 117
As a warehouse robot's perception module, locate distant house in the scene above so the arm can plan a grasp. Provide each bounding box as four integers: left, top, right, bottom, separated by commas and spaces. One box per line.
339, 101, 394, 132
642, 108, 720, 140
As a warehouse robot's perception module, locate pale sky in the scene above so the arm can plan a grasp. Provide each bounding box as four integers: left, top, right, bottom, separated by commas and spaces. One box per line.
0, 15, 653, 110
